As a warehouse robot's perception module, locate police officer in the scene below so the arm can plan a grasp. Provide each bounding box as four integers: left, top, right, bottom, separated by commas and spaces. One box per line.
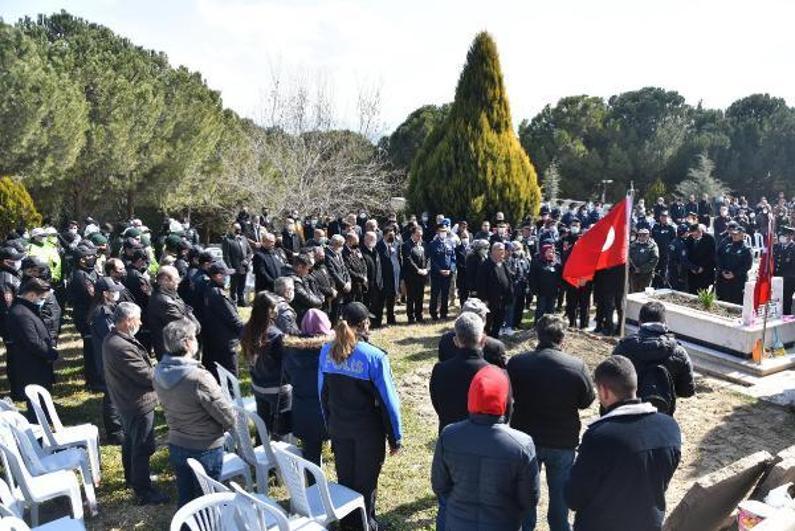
685, 224, 716, 294
201, 261, 244, 380
124, 248, 153, 350
69, 244, 100, 389
667, 225, 691, 292
428, 224, 456, 321
715, 225, 753, 304
773, 226, 795, 315
0, 247, 24, 346
651, 211, 676, 288
629, 228, 659, 293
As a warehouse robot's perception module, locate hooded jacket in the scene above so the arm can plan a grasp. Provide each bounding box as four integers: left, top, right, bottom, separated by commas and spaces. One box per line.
612, 323, 695, 415
153, 355, 236, 450
565, 400, 682, 531
432, 366, 540, 530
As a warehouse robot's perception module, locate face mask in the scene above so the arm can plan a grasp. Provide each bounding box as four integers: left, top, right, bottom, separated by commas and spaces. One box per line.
311, 219, 318, 225
111, 291, 120, 302
570, 227, 580, 235
130, 324, 141, 337
319, 237, 328, 245
780, 236, 789, 244
460, 238, 469, 246
35, 298, 46, 308
13, 260, 22, 271
421, 215, 429, 222
184, 222, 190, 229
68, 228, 78, 235
386, 235, 395, 242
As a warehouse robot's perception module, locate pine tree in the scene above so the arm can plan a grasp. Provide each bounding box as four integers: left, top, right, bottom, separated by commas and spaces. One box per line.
676, 153, 728, 199
408, 32, 541, 223
0, 176, 41, 237
541, 161, 561, 201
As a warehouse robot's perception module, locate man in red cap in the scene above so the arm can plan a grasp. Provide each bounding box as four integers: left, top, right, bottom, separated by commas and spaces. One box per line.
432, 365, 540, 530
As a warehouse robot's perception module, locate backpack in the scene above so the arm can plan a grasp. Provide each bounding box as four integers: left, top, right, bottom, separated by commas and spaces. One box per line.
637, 363, 675, 415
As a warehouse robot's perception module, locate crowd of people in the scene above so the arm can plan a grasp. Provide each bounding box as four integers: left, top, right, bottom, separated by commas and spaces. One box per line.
0, 191, 793, 530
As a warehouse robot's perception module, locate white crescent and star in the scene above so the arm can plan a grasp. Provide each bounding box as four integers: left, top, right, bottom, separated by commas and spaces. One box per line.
601, 226, 616, 252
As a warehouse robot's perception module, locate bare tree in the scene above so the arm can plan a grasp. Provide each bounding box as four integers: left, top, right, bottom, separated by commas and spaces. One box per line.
253, 67, 398, 219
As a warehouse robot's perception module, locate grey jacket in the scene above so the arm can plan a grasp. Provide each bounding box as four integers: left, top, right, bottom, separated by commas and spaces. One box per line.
102, 329, 158, 417
153, 355, 236, 450
629, 239, 660, 275
432, 414, 540, 530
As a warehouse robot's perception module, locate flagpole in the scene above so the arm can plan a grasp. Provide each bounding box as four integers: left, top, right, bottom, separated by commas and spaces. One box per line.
619, 182, 634, 337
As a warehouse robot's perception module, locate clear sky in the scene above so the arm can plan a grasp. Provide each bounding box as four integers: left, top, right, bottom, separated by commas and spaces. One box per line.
3, 0, 795, 135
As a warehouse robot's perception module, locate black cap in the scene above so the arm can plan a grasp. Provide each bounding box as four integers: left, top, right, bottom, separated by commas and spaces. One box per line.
198, 250, 215, 264
75, 245, 97, 258
95, 276, 125, 293
689, 223, 701, 232
0, 247, 24, 261
208, 260, 234, 275
19, 277, 51, 295
341, 301, 374, 325
677, 224, 689, 235
21, 256, 47, 270
780, 226, 794, 235
130, 248, 148, 262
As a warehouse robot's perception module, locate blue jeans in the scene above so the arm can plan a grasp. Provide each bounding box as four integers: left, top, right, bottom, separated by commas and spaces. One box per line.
523, 447, 574, 531
169, 444, 224, 507
436, 494, 447, 530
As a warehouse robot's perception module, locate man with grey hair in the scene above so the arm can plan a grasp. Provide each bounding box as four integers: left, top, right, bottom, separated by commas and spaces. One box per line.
507, 314, 594, 531
437, 298, 507, 367
102, 301, 168, 505
476, 242, 513, 337
147, 265, 199, 361
273, 276, 300, 335
325, 234, 351, 321
154, 318, 236, 507
429, 311, 507, 529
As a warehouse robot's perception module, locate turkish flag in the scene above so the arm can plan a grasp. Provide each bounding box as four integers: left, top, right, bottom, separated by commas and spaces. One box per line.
563, 195, 631, 287
753, 218, 775, 310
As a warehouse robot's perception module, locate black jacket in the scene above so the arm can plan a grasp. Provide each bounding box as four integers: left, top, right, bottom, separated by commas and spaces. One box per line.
477, 259, 512, 306
124, 266, 151, 313
343, 247, 368, 291
432, 414, 540, 530
147, 285, 200, 360
377, 239, 401, 294
252, 248, 283, 292
6, 298, 58, 400
565, 401, 681, 531
309, 263, 335, 301
530, 258, 562, 298
0, 266, 21, 339
201, 283, 244, 351
290, 275, 323, 323
361, 246, 384, 294
429, 348, 490, 433
507, 346, 595, 449
249, 325, 285, 391
283, 335, 331, 443
69, 266, 97, 331
324, 248, 350, 291
222, 234, 253, 273
402, 239, 428, 284
438, 331, 507, 368
612, 323, 695, 415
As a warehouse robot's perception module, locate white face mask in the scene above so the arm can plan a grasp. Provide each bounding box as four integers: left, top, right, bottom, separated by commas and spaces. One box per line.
780, 236, 790, 244
130, 324, 141, 337
13, 260, 22, 271
570, 227, 580, 235
110, 291, 120, 302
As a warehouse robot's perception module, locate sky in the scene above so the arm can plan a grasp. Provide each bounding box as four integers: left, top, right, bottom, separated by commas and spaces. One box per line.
4, 0, 795, 136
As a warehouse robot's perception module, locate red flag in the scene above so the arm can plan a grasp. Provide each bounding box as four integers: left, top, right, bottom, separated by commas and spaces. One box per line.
753, 218, 775, 310
563, 195, 632, 287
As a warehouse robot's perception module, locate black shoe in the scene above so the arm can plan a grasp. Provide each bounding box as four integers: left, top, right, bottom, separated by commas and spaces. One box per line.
106, 433, 124, 446
430, 315, 439, 321
416, 317, 425, 323
137, 488, 170, 505
407, 318, 415, 325
387, 319, 397, 326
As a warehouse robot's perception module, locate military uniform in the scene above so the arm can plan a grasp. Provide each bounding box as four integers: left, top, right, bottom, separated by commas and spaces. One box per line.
651, 223, 676, 287
666, 236, 690, 291
715, 239, 752, 304
773, 234, 795, 315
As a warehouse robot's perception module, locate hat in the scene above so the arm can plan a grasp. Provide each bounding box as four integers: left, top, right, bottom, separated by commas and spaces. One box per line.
436, 223, 448, 232
781, 226, 794, 235
19, 277, 51, 295
198, 250, 215, 264
660, 210, 669, 216
461, 297, 490, 319
124, 227, 142, 239
341, 301, 374, 325
30, 228, 46, 239
208, 260, 234, 275
0, 247, 25, 261
165, 234, 183, 251
677, 224, 689, 235
637, 228, 650, 234
689, 223, 701, 232
95, 276, 125, 293
21, 256, 46, 270
301, 309, 332, 336
540, 243, 554, 253
75, 245, 97, 258
88, 232, 108, 246
467, 365, 509, 416
726, 221, 739, 230
730, 225, 746, 233
44, 227, 58, 236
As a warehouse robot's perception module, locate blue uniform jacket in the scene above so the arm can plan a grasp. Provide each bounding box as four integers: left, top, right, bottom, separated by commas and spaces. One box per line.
429, 237, 456, 276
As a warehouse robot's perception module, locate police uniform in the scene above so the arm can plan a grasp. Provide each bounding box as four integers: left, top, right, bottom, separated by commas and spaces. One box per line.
773, 227, 795, 315
651, 220, 676, 287
715, 231, 752, 304
666, 227, 691, 291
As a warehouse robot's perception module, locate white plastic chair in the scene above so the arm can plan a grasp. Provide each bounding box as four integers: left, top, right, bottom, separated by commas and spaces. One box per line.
169, 492, 245, 531
215, 364, 257, 414
0, 436, 83, 526
273, 446, 368, 530
0, 502, 84, 531
0, 403, 42, 441
230, 482, 326, 531
230, 407, 301, 495
0, 413, 96, 516
23, 386, 100, 486
187, 458, 230, 495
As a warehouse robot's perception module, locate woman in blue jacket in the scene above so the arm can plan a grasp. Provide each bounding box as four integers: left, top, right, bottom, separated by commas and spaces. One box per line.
318, 302, 403, 531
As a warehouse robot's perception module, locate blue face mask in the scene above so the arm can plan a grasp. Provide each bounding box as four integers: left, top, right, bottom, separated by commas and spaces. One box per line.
35, 298, 46, 308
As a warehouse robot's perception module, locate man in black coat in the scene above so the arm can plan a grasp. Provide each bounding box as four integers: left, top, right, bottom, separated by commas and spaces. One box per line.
6, 279, 58, 415
437, 298, 507, 367
430, 313, 491, 433
0, 246, 23, 346
565, 356, 681, 531
402, 226, 429, 323
612, 301, 695, 416
222, 223, 253, 307
281, 218, 303, 262
361, 232, 385, 327
252, 233, 283, 293
124, 248, 153, 351
309, 246, 336, 315
342, 232, 368, 304
201, 261, 244, 380
476, 242, 512, 338
289, 253, 324, 324
325, 235, 351, 321
376, 227, 401, 325
508, 314, 595, 531
20, 257, 61, 345
70, 245, 100, 389
147, 265, 200, 361
685, 224, 716, 294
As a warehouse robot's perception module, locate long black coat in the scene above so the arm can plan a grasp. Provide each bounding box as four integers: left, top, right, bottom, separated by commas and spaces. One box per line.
476, 259, 512, 307
147, 285, 199, 360
222, 234, 253, 273
282, 335, 331, 443
201, 283, 244, 352
324, 248, 350, 291
6, 298, 58, 400
252, 248, 283, 292
361, 246, 384, 294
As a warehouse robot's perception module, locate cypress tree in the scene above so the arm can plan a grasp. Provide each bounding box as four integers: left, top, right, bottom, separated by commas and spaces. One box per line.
408, 32, 541, 223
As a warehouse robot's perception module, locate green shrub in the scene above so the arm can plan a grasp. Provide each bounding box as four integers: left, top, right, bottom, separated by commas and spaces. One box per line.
0, 176, 42, 237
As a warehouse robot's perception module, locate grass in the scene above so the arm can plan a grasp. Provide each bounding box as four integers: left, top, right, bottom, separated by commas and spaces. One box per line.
3, 300, 794, 530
